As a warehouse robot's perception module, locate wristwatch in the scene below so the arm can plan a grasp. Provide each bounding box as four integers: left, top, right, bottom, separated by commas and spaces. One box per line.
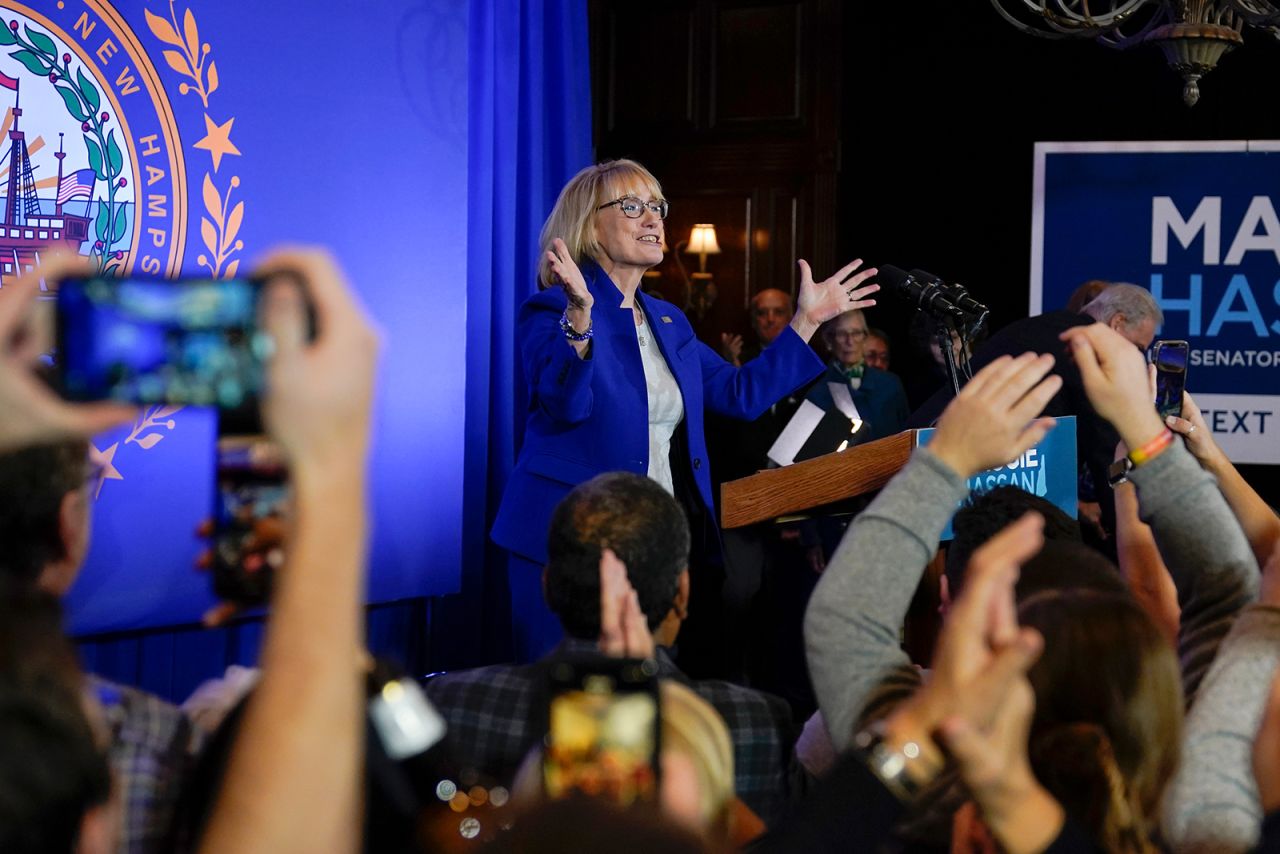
1108, 457, 1133, 487
853, 725, 928, 802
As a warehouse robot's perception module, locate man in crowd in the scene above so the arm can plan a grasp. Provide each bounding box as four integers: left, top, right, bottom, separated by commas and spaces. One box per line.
0, 440, 197, 853
721, 288, 795, 367
863, 328, 892, 372
425, 471, 795, 825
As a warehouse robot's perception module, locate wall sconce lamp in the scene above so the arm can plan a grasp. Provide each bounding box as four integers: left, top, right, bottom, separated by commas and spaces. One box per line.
677, 223, 721, 320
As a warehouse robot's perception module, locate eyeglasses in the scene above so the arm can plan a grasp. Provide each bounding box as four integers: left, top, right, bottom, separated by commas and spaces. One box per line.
832, 329, 868, 341
597, 196, 669, 220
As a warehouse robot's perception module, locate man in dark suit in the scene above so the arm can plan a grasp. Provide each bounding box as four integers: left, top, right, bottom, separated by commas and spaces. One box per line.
426, 472, 796, 825
907, 283, 1163, 545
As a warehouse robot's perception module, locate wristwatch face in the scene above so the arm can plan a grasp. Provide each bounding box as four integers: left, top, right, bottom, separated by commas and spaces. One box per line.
1108, 457, 1133, 487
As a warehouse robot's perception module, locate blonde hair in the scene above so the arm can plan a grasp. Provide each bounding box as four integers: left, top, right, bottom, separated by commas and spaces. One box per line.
659, 680, 735, 835
537, 159, 664, 288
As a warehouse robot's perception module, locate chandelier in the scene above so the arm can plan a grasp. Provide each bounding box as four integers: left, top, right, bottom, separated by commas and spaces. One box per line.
990, 1, 1280, 106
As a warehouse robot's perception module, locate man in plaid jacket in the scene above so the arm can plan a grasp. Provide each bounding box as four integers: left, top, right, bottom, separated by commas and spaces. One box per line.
426, 472, 797, 825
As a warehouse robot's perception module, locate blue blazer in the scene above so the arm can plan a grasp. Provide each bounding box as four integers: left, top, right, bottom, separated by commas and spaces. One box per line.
491, 260, 825, 563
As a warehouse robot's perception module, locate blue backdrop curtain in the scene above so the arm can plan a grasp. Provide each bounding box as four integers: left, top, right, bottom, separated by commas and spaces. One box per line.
432, 0, 594, 669
78, 0, 593, 700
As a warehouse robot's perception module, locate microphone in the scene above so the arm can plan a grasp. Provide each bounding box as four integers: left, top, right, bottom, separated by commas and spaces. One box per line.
906, 268, 983, 322
878, 265, 969, 322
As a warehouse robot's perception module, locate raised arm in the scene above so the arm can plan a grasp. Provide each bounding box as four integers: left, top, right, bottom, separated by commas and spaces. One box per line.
198, 249, 379, 854
805, 352, 1061, 748
1167, 391, 1280, 568
1061, 324, 1258, 703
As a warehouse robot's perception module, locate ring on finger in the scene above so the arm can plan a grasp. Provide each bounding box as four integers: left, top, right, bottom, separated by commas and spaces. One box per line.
1187, 424, 1197, 434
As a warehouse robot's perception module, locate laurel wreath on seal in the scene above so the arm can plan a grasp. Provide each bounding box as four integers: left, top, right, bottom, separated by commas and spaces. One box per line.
0, 18, 130, 275
144, 1, 244, 278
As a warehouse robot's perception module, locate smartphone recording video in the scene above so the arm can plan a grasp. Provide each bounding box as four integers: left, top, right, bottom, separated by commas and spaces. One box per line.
212, 435, 289, 607
56, 275, 272, 408
543, 658, 660, 807
1152, 339, 1189, 420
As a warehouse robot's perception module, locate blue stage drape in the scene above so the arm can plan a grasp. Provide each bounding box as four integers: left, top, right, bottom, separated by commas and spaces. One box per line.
77, 0, 592, 701
432, 0, 594, 669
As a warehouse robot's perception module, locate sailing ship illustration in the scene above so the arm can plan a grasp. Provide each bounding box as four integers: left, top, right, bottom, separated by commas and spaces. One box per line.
0, 69, 93, 283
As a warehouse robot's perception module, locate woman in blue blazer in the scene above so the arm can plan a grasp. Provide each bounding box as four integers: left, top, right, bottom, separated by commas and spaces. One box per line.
492, 160, 879, 660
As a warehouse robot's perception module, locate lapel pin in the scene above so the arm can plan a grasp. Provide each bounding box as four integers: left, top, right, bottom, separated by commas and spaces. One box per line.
661, 316, 673, 323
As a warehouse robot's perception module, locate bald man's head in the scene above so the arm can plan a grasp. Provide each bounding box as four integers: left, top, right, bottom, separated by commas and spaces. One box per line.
750, 289, 793, 345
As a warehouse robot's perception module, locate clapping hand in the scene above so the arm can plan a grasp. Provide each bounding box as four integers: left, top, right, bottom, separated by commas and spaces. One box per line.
927, 352, 1062, 479
0, 252, 137, 452
598, 548, 655, 659
791, 258, 879, 342
720, 332, 744, 367
1060, 323, 1164, 450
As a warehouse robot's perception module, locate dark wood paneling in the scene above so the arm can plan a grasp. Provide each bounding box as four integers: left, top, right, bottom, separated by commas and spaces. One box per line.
604, 2, 698, 134
711, 3, 803, 126
590, 0, 841, 346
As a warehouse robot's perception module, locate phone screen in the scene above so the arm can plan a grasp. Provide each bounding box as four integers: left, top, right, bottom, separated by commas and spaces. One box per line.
1153, 340, 1189, 421
57, 276, 269, 407
543, 659, 660, 806
212, 436, 289, 606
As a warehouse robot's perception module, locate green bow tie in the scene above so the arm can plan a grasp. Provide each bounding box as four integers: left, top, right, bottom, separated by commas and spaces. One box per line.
839, 362, 864, 380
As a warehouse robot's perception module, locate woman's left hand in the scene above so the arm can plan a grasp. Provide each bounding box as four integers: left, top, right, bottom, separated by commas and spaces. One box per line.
791, 258, 879, 342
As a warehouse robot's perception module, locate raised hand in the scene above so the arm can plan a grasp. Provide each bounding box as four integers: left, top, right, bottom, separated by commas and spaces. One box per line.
1164, 390, 1215, 463
892, 512, 1046, 739
0, 252, 137, 452
598, 548, 655, 659
791, 258, 879, 342
1060, 323, 1164, 449
546, 237, 593, 313
720, 332, 744, 367
927, 352, 1062, 479
874, 513, 1047, 809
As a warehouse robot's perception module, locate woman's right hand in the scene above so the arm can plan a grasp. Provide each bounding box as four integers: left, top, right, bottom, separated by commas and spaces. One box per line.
1164, 390, 1217, 464
547, 238, 593, 317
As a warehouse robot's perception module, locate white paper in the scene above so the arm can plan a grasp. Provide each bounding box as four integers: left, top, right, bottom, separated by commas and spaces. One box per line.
767, 399, 827, 467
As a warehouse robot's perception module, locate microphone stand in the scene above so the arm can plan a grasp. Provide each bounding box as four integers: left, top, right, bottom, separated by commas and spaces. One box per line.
936, 319, 964, 397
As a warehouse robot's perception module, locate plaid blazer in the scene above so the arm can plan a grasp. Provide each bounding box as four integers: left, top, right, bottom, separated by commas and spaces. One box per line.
424, 639, 796, 825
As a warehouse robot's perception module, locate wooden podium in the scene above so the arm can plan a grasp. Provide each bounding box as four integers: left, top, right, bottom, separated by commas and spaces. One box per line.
720, 429, 921, 529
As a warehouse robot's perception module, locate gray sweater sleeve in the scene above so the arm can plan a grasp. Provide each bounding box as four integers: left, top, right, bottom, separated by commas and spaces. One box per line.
804, 448, 969, 751
1162, 606, 1280, 854
1128, 442, 1260, 704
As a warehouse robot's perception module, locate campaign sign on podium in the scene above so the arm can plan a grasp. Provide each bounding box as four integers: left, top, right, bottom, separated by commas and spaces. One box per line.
915, 417, 1078, 541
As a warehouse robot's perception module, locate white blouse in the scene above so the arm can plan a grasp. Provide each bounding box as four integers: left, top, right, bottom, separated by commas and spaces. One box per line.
635, 310, 684, 496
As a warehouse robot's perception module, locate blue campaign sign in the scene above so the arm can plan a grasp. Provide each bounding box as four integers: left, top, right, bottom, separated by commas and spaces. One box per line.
916, 417, 1078, 541
1031, 142, 1280, 464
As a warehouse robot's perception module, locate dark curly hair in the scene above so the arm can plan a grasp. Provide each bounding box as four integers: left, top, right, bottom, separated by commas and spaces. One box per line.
544, 472, 691, 640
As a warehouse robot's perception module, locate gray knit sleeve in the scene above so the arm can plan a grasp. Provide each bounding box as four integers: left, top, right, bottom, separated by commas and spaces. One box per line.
1162, 606, 1280, 854
804, 448, 968, 750
1129, 442, 1260, 704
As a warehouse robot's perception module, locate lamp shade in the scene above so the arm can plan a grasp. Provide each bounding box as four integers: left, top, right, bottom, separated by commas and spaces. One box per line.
686, 223, 721, 255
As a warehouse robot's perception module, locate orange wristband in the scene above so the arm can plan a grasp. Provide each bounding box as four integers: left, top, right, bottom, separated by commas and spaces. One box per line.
1128, 428, 1174, 466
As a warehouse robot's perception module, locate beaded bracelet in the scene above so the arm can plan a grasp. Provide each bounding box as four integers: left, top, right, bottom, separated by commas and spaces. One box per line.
1128, 428, 1174, 466
559, 309, 593, 342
